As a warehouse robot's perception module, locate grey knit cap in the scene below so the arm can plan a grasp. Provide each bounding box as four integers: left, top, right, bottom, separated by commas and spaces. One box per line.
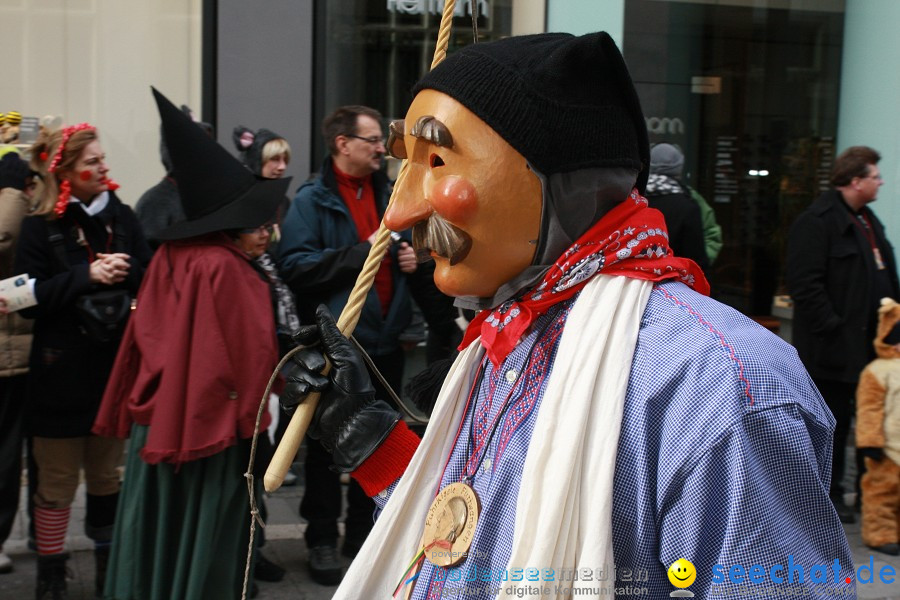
649, 143, 684, 178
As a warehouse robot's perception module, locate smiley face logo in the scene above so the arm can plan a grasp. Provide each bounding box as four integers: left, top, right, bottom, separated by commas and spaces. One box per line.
667, 559, 696, 588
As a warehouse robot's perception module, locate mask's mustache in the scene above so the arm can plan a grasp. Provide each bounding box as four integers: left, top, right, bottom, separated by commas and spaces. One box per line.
412, 214, 472, 266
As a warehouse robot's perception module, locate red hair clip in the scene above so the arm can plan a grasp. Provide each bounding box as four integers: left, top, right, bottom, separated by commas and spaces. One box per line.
54, 180, 71, 217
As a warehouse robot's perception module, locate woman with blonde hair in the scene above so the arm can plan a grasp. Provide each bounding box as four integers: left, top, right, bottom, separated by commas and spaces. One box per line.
233, 125, 291, 180
15, 123, 151, 599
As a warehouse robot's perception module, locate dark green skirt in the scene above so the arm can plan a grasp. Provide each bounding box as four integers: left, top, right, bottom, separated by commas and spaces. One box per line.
104, 425, 256, 600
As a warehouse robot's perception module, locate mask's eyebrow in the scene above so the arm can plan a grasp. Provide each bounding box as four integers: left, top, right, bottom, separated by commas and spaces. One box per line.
386, 115, 454, 161
410, 115, 453, 149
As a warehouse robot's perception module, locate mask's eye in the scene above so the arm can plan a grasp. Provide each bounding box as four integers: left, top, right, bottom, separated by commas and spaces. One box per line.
430, 154, 445, 168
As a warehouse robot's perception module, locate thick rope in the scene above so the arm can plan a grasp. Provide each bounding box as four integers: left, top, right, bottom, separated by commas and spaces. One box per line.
241, 2, 458, 598
431, 0, 457, 69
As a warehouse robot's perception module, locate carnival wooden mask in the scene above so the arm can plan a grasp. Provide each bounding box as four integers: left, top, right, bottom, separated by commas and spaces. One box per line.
384, 89, 542, 298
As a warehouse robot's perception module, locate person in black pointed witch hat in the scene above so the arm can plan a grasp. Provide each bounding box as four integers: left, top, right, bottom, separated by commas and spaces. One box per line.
134, 103, 213, 249
93, 88, 291, 600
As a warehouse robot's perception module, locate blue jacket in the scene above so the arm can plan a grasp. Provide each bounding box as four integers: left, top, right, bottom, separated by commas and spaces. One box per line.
276, 158, 412, 356
377, 281, 853, 599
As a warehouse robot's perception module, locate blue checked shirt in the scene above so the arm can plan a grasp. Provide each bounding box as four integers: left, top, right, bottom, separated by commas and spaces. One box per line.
375, 281, 854, 599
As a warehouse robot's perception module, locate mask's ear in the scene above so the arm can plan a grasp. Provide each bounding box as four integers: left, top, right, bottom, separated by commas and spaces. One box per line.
232, 126, 254, 152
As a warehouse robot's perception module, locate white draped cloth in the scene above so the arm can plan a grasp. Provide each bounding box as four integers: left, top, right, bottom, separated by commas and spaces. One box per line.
335, 275, 653, 599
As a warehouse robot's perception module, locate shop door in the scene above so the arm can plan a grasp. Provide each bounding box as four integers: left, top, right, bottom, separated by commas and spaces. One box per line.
625, 0, 844, 316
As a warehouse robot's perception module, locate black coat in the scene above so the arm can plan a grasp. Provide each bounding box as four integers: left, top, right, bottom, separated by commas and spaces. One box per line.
645, 186, 709, 273
14, 194, 152, 437
786, 189, 899, 383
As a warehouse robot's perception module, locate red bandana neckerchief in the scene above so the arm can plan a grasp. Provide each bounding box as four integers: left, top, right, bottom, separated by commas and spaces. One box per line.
461, 188, 710, 366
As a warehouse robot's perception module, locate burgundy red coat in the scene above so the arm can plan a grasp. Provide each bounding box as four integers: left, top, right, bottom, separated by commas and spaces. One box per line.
93, 233, 277, 465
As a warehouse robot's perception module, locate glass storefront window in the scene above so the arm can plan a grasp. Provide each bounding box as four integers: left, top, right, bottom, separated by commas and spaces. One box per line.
312, 0, 513, 170
624, 0, 844, 316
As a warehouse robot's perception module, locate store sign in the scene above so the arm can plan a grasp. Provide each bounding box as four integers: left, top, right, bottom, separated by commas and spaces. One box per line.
387, 0, 488, 18
645, 116, 684, 135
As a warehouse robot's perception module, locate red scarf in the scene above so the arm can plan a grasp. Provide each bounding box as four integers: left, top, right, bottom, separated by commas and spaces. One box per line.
461, 189, 709, 366
333, 164, 393, 315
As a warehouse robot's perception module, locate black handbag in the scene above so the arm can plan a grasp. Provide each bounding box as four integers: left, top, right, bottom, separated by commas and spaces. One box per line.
47, 220, 133, 343
74, 289, 132, 343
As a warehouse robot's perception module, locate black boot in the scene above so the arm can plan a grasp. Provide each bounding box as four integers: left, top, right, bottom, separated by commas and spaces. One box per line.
85, 492, 118, 598
254, 552, 286, 582
84, 493, 118, 543
36, 553, 69, 600
94, 546, 110, 597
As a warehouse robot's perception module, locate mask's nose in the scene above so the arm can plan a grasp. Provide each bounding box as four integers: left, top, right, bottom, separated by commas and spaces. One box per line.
384, 166, 433, 231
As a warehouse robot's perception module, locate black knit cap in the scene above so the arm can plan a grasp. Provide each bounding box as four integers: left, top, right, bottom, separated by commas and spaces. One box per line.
413, 32, 650, 192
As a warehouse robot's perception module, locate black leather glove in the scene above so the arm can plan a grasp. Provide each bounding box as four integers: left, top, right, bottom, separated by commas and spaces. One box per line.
859, 447, 885, 462
281, 304, 402, 473
0, 153, 32, 191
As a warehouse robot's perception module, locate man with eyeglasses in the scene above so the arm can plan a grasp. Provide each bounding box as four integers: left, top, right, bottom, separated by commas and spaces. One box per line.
787, 145, 900, 528
276, 105, 417, 585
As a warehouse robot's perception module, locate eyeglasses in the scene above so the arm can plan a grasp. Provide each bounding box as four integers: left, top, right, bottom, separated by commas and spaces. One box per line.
239, 223, 276, 235
864, 174, 883, 181
346, 134, 385, 146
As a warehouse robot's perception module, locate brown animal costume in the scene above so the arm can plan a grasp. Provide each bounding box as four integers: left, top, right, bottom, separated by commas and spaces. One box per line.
857, 296, 900, 553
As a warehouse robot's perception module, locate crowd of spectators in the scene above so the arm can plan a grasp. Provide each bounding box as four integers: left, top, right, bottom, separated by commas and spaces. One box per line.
0, 83, 893, 600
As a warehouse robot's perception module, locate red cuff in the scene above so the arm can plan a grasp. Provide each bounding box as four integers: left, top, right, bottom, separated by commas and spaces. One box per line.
352, 420, 420, 497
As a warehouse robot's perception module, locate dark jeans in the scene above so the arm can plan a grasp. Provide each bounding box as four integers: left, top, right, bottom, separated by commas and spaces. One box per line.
300, 348, 404, 547
0, 374, 26, 544
301, 439, 375, 547
815, 378, 859, 498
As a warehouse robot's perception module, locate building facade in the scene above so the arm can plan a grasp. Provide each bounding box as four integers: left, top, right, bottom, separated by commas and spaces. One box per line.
5, 0, 898, 318
215, 0, 900, 316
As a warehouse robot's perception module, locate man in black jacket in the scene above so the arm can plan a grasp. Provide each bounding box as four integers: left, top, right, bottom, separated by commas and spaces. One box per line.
787, 145, 900, 524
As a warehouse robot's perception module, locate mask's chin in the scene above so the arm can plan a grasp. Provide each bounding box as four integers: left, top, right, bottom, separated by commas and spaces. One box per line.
432, 259, 487, 299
